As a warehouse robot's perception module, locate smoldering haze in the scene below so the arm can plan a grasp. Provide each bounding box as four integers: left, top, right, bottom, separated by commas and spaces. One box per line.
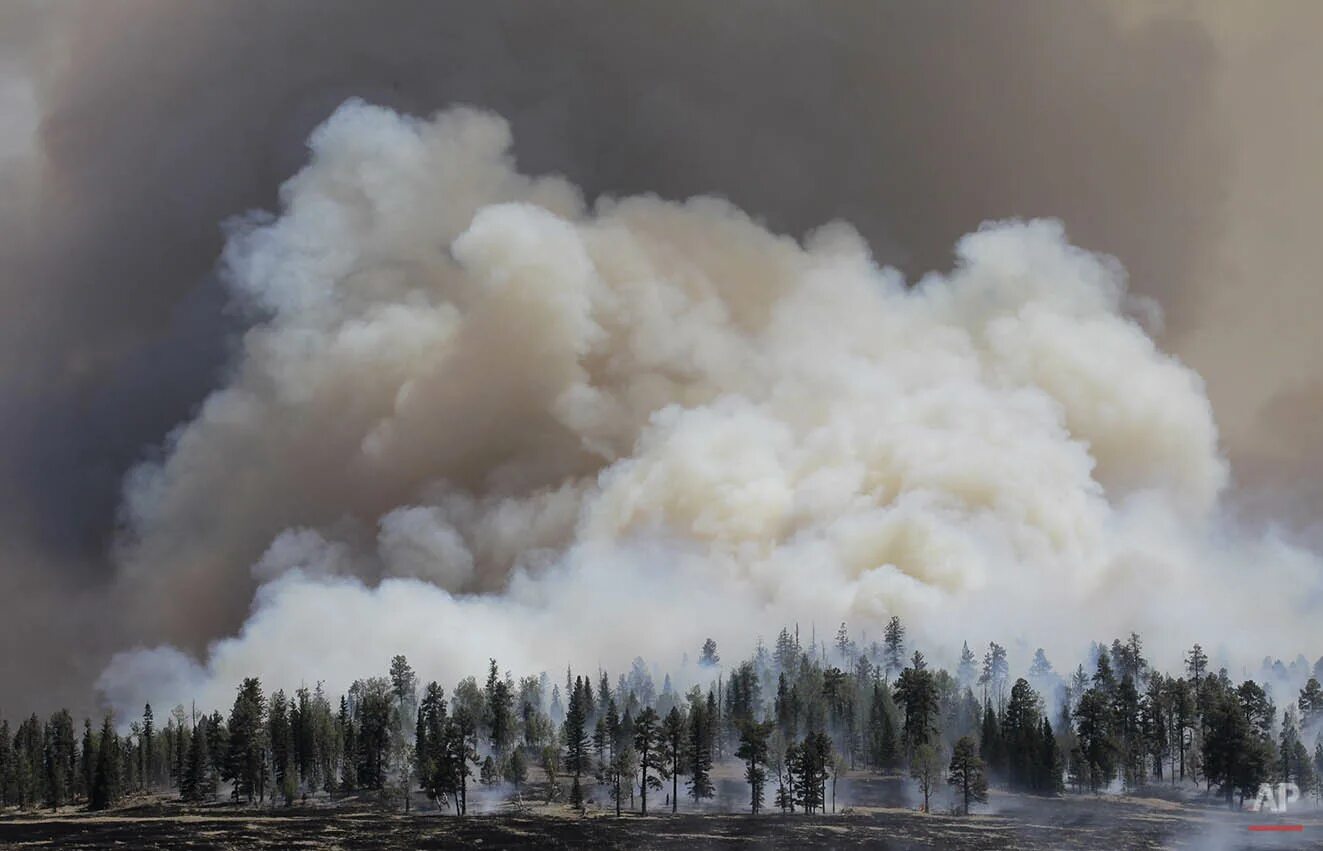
97, 100, 1323, 716
0, 0, 1321, 714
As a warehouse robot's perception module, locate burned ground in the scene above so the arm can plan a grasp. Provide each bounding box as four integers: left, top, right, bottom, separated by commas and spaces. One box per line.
3, 773, 1320, 850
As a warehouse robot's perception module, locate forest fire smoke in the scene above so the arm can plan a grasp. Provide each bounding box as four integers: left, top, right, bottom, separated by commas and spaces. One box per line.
97, 100, 1323, 715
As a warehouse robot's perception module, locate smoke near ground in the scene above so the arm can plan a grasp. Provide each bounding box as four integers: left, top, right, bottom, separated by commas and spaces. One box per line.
97, 101, 1322, 715
0, 1, 1320, 714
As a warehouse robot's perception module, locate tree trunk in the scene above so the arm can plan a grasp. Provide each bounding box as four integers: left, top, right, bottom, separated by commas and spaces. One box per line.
640, 746, 647, 815
672, 754, 678, 813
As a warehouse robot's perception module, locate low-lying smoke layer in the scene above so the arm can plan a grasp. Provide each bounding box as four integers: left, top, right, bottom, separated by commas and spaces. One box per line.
99, 101, 1323, 715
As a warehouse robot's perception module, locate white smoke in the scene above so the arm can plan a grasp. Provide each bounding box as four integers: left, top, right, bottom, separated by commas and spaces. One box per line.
97, 100, 1323, 715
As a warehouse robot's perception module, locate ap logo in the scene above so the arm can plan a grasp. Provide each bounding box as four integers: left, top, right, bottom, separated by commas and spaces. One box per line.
1247, 782, 1300, 813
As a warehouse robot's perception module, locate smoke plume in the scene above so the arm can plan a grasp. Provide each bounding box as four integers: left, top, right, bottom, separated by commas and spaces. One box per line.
0, 1, 1321, 714
97, 101, 1322, 714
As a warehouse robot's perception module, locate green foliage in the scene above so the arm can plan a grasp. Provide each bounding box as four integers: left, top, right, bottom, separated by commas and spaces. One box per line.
225, 678, 268, 803
735, 721, 771, 813
947, 735, 988, 814
89, 715, 120, 811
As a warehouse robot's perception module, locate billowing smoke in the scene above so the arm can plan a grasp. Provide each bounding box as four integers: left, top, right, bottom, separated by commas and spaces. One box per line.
3, 1, 1323, 716
97, 101, 1322, 715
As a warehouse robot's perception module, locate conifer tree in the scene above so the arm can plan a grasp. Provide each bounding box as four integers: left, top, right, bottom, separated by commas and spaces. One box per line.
182, 717, 211, 802
947, 735, 988, 814
735, 721, 771, 813
337, 696, 356, 796
956, 642, 978, 689
77, 719, 94, 805
1002, 678, 1040, 790
784, 732, 826, 814
562, 676, 590, 810
0, 719, 12, 807
43, 709, 75, 809
1299, 678, 1323, 728
686, 699, 714, 804
662, 705, 685, 813
15, 714, 42, 807
634, 706, 665, 814
416, 682, 447, 802
895, 653, 939, 751
89, 715, 120, 811
1039, 718, 1064, 794
883, 617, 905, 681
352, 677, 393, 791
225, 677, 267, 803
1073, 687, 1116, 792
699, 638, 720, 668
834, 622, 851, 665
141, 705, 156, 790
505, 747, 528, 790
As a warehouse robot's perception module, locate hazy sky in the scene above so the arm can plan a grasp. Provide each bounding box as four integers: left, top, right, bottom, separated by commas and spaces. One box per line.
0, 0, 1320, 715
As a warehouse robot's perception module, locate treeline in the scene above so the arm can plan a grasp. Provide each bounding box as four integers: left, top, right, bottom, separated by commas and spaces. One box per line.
3, 621, 1322, 815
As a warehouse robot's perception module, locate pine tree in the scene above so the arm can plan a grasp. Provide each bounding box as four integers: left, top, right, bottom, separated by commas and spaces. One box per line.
1002, 678, 1040, 791
268, 690, 294, 805
391, 656, 418, 719
479, 755, 498, 786
42, 709, 75, 809
980, 643, 1009, 710
597, 700, 628, 816
505, 747, 528, 789
1316, 742, 1323, 808
867, 682, 898, 770
14, 714, 42, 807
337, 696, 356, 796
1039, 718, 1064, 794
775, 627, 800, 673
435, 709, 475, 815
774, 673, 799, 740
634, 706, 666, 814
416, 682, 447, 803
883, 617, 905, 681
895, 653, 939, 751
735, 721, 771, 813
77, 719, 94, 805
562, 676, 590, 810
352, 677, 393, 791
1073, 687, 1116, 793
1114, 674, 1143, 788
225, 677, 267, 803
686, 698, 714, 804
957, 642, 978, 689
292, 687, 313, 791
662, 706, 685, 813
834, 622, 851, 665
793, 732, 832, 813
0, 719, 12, 807
181, 717, 211, 802
947, 735, 988, 814
89, 715, 120, 811
141, 705, 156, 790
699, 638, 720, 668
1299, 678, 1323, 728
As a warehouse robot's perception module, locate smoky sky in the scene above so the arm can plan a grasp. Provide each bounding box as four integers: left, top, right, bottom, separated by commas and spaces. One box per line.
0, 0, 1309, 714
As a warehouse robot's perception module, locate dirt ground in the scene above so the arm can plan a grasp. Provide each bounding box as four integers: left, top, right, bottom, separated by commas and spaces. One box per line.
2, 774, 1321, 849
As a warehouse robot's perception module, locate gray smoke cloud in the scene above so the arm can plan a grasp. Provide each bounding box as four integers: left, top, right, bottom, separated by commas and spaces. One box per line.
0, 0, 1318, 715
95, 101, 1319, 714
